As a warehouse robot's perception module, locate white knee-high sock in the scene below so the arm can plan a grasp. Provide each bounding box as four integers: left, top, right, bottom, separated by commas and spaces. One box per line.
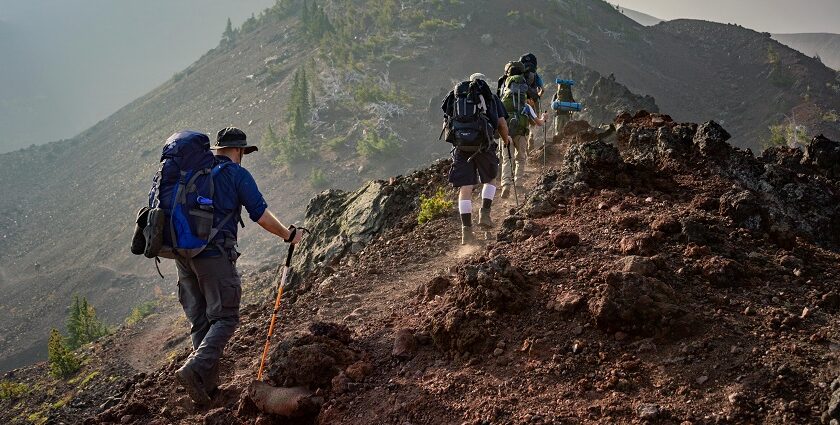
481, 184, 496, 209
481, 184, 496, 201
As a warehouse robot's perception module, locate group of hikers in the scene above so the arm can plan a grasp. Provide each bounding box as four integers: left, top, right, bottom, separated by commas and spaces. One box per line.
440, 52, 577, 245
130, 52, 577, 406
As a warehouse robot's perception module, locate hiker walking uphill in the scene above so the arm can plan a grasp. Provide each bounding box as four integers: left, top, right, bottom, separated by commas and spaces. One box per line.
552, 79, 577, 137
132, 127, 305, 406
518, 54, 545, 152
498, 61, 541, 199
441, 73, 512, 245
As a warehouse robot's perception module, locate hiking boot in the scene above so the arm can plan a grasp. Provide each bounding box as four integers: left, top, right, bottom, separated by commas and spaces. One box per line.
500, 186, 510, 199
205, 363, 220, 396
478, 207, 494, 229
175, 365, 211, 406
461, 226, 476, 245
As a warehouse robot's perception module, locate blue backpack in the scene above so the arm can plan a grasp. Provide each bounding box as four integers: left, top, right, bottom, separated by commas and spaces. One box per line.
138, 131, 238, 261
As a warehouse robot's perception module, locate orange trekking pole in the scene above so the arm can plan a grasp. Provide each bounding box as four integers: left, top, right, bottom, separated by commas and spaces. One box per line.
257, 228, 309, 380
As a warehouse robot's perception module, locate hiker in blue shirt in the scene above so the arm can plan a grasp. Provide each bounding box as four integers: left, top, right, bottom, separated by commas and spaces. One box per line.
174, 127, 304, 406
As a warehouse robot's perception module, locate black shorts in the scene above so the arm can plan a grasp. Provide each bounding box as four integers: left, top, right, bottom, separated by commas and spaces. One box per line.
448, 144, 499, 187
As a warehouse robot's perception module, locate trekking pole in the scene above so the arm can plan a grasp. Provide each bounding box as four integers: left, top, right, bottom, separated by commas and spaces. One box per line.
257, 228, 310, 381
506, 142, 519, 208
543, 119, 548, 169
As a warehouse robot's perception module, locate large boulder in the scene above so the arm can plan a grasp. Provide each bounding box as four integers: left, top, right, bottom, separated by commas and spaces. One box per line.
296, 160, 450, 279
804, 134, 840, 179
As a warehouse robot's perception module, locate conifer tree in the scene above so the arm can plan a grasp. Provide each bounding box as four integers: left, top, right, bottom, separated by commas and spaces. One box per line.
66, 295, 108, 349
48, 329, 79, 378
222, 17, 236, 46
264, 124, 280, 152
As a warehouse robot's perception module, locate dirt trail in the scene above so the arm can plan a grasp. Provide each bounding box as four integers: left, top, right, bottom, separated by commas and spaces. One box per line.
120, 308, 188, 373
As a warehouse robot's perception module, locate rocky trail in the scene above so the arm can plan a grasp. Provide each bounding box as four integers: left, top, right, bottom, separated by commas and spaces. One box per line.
4, 113, 840, 425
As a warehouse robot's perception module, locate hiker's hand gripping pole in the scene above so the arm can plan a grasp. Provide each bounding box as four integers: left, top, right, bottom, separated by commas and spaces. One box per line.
257, 227, 310, 381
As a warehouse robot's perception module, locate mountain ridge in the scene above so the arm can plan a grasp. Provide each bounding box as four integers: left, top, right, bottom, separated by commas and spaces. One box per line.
1, 0, 838, 374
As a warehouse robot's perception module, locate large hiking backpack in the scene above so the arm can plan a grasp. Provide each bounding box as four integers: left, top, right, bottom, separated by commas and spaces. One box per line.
446, 80, 493, 152
134, 131, 238, 262
520, 53, 537, 71
497, 61, 526, 97
519, 54, 542, 101
501, 75, 531, 137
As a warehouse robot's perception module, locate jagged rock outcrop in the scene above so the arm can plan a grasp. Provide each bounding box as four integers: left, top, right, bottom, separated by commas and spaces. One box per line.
295, 160, 450, 281
526, 112, 840, 249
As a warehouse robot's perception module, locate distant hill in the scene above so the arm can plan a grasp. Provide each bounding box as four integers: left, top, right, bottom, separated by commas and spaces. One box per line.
1, 0, 838, 373
773, 33, 840, 70
613, 4, 664, 26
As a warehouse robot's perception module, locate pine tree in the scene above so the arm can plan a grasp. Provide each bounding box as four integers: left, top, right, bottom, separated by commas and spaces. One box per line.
290, 106, 307, 140
264, 124, 280, 153
66, 296, 83, 348
222, 17, 236, 46
299, 69, 311, 119
65, 296, 108, 349
48, 329, 79, 378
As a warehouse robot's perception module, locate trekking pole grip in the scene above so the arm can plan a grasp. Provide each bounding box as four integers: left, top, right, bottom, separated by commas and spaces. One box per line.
284, 227, 310, 267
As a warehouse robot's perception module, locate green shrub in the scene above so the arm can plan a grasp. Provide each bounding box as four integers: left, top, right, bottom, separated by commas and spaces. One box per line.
325, 135, 348, 151
765, 123, 808, 149
309, 169, 328, 189
418, 18, 459, 31
125, 301, 157, 326
356, 129, 401, 159
47, 329, 80, 379
349, 79, 409, 106
418, 189, 454, 224
823, 110, 839, 123
0, 380, 28, 399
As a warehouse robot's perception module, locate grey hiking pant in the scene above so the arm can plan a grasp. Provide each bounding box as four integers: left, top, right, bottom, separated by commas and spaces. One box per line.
501, 135, 528, 187
175, 256, 241, 381
554, 113, 570, 138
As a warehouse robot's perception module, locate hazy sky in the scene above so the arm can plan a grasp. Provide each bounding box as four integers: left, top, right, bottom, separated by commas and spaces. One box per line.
616, 0, 840, 34
0, 0, 275, 153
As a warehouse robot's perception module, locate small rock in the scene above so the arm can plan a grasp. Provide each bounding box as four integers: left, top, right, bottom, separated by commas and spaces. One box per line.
696, 375, 709, 385
651, 216, 681, 234
618, 233, 658, 256
552, 231, 580, 249
493, 348, 504, 357
554, 291, 584, 315
616, 255, 656, 275
345, 361, 373, 382
820, 292, 840, 311
392, 329, 417, 359
572, 325, 584, 336
331, 372, 350, 395
637, 403, 661, 419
